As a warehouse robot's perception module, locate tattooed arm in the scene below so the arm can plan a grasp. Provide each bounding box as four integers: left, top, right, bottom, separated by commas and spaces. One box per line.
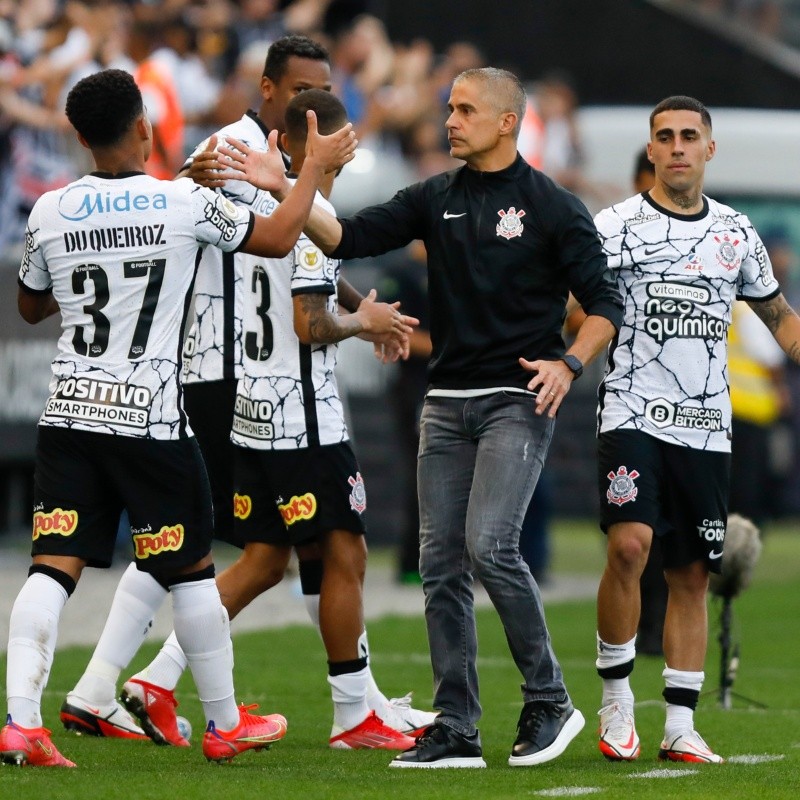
748, 293, 800, 364
293, 290, 417, 346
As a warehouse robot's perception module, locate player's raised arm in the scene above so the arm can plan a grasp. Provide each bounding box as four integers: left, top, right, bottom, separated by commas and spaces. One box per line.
217, 115, 348, 255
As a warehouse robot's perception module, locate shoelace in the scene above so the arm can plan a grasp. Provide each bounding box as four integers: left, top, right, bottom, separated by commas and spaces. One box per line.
598, 703, 634, 736
415, 723, 445, 746
518, 702, 557, 738
388, 692, 414, 709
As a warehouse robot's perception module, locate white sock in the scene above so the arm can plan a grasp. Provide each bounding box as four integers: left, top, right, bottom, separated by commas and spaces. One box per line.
663, 667, 704, 739
72, 563, 167, 705
328, 666, 370, 732
596, 633, 637, 670
171, 578, 238, 730
359, 629, 391, 711
6, 573, 69, 728
597, 633, 636, 711
132, 631, 187, 692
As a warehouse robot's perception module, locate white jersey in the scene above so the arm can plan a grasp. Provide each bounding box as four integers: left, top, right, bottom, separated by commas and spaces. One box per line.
182, 111, 279, 384
231, 191, 348, 450
595, 192, 779, 452
20, 172, 254, 439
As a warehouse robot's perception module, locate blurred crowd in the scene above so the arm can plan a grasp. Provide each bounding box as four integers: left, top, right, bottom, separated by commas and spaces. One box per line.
0, 0, 597, 253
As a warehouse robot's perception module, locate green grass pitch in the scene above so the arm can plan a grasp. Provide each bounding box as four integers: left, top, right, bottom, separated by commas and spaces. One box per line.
1, 521, 798, 799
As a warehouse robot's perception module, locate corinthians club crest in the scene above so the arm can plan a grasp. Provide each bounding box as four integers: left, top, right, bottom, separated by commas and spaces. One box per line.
606, 465, 639, 506
496, 207, 526, 240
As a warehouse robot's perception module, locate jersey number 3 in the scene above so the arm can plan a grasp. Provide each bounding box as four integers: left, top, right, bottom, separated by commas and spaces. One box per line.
244, 264, 273, 362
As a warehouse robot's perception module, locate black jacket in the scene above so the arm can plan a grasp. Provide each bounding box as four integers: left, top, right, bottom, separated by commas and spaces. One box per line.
332, 154, 623, 390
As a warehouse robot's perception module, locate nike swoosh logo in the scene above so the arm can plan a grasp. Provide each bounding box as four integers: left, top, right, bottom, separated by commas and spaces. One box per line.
443, 211, 466, 219
87, 706, 101, 715
37, 739, 54, 757
709, 550, 723, 559
644, 245, 668, 255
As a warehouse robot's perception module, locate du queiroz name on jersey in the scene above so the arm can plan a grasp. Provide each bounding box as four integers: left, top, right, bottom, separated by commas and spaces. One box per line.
595, 192, 779, 453
19, 173, 254, 439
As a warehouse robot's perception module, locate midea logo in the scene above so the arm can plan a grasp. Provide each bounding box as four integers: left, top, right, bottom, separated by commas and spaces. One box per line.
58, 183, 168, 221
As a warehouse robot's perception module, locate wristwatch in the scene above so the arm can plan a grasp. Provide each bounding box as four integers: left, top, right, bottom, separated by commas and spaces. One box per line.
561, 354, 584, 379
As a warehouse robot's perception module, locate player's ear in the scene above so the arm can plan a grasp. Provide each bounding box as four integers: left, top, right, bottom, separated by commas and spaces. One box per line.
260, 75, 274, 101
280, 131, 289, 152
705, 138, 716, 162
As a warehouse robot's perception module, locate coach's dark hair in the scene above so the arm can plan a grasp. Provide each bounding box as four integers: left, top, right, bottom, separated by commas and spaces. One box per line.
285, 88, 346, 139
650, 95, 712, 131
65, 69, 143, 147
262, 34, 329, 81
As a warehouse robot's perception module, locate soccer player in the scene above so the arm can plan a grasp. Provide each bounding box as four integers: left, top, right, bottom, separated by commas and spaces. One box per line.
592, 95, 800, 764
60, 36, 433, 748
127, 88, 418, 751
0, 67, 356, 767
217, 67, 623, 769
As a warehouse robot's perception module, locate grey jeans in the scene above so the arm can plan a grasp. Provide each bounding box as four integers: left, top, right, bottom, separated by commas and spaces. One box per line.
417, 393, 566, 735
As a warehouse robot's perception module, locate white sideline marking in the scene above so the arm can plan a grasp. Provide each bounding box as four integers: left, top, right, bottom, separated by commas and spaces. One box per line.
535, 789, 601, 797
727, 754, 785, 764
629, 768, 698, 779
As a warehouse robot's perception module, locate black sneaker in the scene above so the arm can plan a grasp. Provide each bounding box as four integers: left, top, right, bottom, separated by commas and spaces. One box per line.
508, 698, 585, 767
390, 722, 486, 769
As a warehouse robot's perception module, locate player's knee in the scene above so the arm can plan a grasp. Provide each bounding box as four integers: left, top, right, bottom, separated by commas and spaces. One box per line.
608, 533, 650, 574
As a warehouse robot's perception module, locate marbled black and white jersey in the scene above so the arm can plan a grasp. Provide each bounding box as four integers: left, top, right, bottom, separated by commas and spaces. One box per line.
19, 173, 253, 439
182, 111, 279, 384
595, 192, 779, 452
231, 192, 348, 450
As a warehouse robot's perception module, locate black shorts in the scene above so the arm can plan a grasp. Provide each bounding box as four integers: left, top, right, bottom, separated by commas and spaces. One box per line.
33, 426, 213, 573
184, 379, 243, 548
597, 429, 730, 573
233, 441, 367, 547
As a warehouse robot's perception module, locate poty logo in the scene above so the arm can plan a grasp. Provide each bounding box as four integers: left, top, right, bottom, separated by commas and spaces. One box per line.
133, 524, 184, 558
58, 184, 168, 221
32, 508, 78, 540
233, 493, 252, 520
278, 493, 317, 526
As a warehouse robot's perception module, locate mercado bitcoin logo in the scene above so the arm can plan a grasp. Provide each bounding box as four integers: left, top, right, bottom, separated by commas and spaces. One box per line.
233, 493, 252, 520
278, 493, 317, 526
32, 508, 78, 540
133, 524, 184, 558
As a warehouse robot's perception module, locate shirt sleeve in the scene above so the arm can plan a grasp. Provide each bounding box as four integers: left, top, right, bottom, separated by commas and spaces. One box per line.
291, 234, 337, 296
191, 183, 255, 252
332, 182, 428, 259
736, 216, 780, 301
18, 200, 52, 293
552, 191, 624, 329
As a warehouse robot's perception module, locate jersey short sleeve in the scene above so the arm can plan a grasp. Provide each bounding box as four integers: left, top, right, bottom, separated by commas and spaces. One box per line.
189, 183, 254, 252
19, 200, 52, 292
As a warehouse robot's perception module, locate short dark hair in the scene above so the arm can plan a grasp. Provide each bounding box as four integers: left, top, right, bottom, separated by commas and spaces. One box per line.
65, 69, 143, 147
262, 34, 329, 82
285, 88, 346, 140
633, 146, 654, 182
649, 95, 712, 131
455, 67, 527, 137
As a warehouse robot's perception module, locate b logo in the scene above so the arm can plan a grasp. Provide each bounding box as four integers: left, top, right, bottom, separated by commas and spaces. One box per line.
234, 493, 252, 520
